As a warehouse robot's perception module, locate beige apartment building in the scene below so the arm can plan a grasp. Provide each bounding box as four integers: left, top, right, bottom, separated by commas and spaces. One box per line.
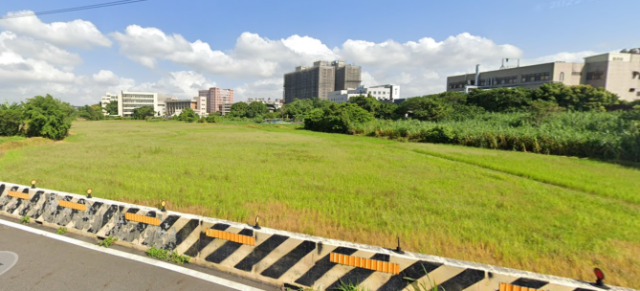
447, 51, 640, 101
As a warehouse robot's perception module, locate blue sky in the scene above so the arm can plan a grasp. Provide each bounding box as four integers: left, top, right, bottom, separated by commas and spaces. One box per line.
0, 0, 638, 105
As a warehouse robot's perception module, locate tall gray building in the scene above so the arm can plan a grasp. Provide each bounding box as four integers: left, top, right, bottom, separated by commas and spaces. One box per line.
284, 60, 361, 103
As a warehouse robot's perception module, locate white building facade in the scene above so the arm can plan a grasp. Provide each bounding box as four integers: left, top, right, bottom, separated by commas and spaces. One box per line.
100, 91, 162, 117
328, 85, 400, 103
100, 93, 118, 115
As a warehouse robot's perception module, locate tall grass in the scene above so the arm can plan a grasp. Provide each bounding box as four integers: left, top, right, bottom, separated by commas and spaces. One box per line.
0, 120, 639, 287
349, 112, 640, 162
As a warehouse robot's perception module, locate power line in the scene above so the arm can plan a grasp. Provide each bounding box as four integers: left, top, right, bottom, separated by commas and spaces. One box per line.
0, 0, 149, 20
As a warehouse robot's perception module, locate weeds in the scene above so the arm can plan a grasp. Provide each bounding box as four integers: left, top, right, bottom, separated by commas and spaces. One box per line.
57, 227, 67, 235
404, 266, 442, 291
335, 281, 368, 291
146, 246, 190, 265
146, 246, 169, 260
19, 215, 30, 224
169, 251, 190, 265
98, 236, 118, 248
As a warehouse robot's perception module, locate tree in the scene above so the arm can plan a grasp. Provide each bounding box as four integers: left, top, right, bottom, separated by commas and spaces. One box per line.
179, 107, 199, 122
0, 109, 22, 136
77, 104, 103, 121
304, 103, 374, 133
533, 83, 619, 111
247, 102, 268, 118
397, 97, 453, 122
132, 106, 154, 120
281, 98, 333, 121
229, 102, 249, 117
467, 87, 533, 112
105, 101, 118, 115
348, 95, 380, 114
21, 94, 73, 140
376, 102, 398, 119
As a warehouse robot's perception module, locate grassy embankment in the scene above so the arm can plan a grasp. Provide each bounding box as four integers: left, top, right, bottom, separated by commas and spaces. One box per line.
0, 120, 639, 288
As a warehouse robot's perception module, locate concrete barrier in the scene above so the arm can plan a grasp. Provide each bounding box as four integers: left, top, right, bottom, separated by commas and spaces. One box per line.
0, 181, 636, 291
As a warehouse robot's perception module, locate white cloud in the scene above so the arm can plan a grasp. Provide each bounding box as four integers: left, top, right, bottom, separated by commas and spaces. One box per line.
234, 78, 282, 102
340, 33, 522, 69
523, 51, 597, 65
112, 27, 339, 78
360, 71, 379, 88
0, 11, 111, 48
129, 71, 216, 99
0, 33, 76, 85
0, 31, 82, 67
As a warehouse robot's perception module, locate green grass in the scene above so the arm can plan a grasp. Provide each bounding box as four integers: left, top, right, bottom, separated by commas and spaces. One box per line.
1, 120, 639, 287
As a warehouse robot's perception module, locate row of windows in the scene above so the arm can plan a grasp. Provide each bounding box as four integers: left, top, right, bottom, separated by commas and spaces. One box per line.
123, 100, 154, 104
521, 72, 551, 82
123, 95, 153, 98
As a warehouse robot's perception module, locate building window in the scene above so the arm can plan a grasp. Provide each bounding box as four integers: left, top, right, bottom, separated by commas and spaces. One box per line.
586, 72, 604, 81
559, 72, 565, 82
630, 88, 636, 93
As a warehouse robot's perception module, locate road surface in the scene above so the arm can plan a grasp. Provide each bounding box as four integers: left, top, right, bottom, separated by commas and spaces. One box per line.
0, 217, 278, 291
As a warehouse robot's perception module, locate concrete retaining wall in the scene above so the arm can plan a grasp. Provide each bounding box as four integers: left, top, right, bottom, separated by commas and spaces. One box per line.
0, 182, 635, 291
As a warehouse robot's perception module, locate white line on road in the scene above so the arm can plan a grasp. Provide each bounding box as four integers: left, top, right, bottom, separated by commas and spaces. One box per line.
0, 218, 265, 291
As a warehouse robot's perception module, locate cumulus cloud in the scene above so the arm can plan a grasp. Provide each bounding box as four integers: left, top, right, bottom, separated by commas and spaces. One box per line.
340, 33, 522, 69
234, 78, 283, 101
127, 71, 216, 99
0, 31, 82, 67
0, 11, 111, 48
0, 33, 76, 85
112, 26, 339, 78
523, 51, 597, 66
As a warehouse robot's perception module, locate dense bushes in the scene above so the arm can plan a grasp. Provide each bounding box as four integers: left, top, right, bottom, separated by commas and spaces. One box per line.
0, 106, 22, 136
349, 112, 640, 162
22, 95, 75, 140
0, 95, 75, 140
304, 103, 373, 133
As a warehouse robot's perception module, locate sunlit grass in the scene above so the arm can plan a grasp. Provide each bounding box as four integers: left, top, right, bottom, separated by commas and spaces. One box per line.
1, 120, 639, 288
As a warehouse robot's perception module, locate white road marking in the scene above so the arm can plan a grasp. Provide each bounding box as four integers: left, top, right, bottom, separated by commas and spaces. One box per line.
0, 219, 265, 291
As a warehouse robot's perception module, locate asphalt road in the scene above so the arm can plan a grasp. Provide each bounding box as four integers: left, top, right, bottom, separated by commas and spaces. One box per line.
0, 217, 278, 291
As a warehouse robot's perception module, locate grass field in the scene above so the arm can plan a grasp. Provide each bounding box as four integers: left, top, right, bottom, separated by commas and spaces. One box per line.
1, 120, 639, 288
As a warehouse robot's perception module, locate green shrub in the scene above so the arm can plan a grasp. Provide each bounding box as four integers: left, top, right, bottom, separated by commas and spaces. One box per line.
169, 251, 190, 265
0, 108, 23, 136
57, 227, 67, 235
99, 235, 118, 248
22, 94, 73, 140
146, 246, 169, 260
20, 215, 30, 224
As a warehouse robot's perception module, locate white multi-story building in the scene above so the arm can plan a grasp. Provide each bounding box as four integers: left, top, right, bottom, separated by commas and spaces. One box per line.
119, 91, 160, 117
328, 85, 401, 103
100, 91, 162, 117
370, 84, 401, 101
100, 93, 118, 115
